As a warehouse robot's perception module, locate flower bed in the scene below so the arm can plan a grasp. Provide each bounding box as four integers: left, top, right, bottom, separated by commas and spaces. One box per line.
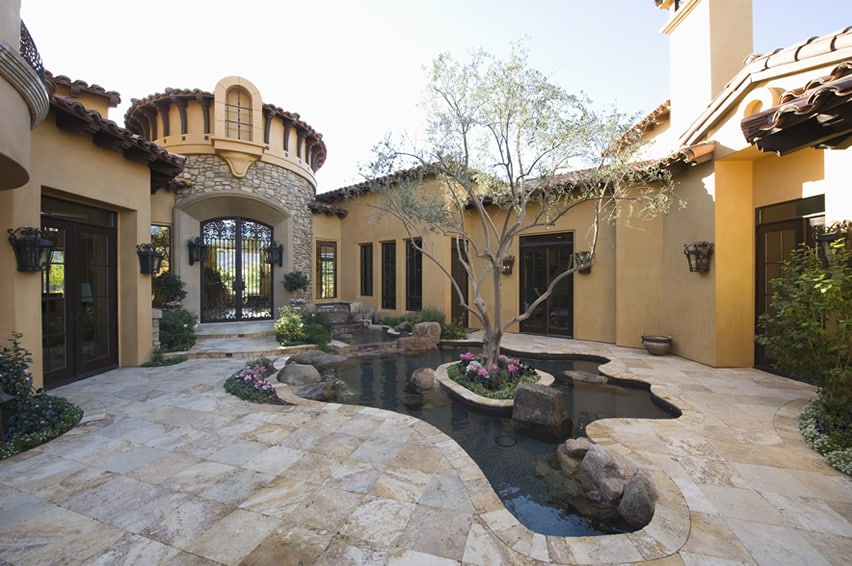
223, 358, 285, 404
447, 351, 539, 400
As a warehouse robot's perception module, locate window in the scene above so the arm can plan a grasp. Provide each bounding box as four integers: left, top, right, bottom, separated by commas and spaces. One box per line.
150, 225, 171, 275
406, 239, 422, 311
316, 241, 337, 299
225, 86, 252, 140
381, 241, 396, 310
360, 243, 373, 296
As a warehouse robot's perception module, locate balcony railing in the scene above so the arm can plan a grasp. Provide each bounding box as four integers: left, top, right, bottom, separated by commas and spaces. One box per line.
19, 21, 45, 83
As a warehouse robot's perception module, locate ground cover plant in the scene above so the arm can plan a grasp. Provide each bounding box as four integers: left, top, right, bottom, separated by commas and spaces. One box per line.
756, 240, 851, 475
1, 332, 83, 460
223, 358, 284, 404
447, 351, 538, 400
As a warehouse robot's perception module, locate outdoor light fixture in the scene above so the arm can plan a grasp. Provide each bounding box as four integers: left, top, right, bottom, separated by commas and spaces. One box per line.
187, 236, 207, 266
574, 251, 592, 275
264, 241, 284, 266
815, 221, 850, 267
501, 255, 515, 275
7, 227, 55, 272
136, 243, 164, 275
683, 241, 713, 273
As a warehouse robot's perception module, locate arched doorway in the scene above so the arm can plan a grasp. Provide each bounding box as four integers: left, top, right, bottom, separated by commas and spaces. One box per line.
199, 217, 275, 322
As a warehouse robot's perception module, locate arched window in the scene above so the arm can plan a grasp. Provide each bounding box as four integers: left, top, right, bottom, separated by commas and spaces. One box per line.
225, 87, 252, 140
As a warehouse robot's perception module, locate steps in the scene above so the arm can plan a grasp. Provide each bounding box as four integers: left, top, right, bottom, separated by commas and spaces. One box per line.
164, 321, 313, 361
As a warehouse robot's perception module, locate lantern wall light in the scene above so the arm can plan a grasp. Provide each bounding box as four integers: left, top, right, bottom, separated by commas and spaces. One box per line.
501, 255, 515, 275
7, 227, 55, 272
187, 237, 207, 266
136, 243, 164, 275
683, 241, 713, 273
264, 241, 284, 266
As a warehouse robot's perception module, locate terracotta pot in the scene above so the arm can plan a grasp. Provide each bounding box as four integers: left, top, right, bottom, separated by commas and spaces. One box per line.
642, 335, 672, 356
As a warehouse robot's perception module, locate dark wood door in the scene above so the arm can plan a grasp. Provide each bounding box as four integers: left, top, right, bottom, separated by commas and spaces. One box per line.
41, 218, 117, 388
519, 233, 574, 337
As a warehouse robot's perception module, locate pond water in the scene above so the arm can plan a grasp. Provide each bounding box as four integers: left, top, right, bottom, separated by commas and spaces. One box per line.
325, 345, 678, 536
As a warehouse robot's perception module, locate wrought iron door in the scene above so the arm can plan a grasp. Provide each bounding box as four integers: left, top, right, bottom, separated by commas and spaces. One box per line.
200, 218, 274, 322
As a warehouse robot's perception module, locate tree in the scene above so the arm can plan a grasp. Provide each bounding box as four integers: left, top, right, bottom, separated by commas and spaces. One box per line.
352, 45, 675, 376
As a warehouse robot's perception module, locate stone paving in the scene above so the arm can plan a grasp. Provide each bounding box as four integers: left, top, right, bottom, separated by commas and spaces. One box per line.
0, 331, 850, 565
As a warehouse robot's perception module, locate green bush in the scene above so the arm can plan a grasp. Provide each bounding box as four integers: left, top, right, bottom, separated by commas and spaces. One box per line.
152, 271, 187, 308
283, 271, 310, 293
381, 307, 466, 339
1, 332, 83, 459
141, 347, 187, 367
275, 305, 306, 345
159, 307, 197, 352
756, 241, 851, 415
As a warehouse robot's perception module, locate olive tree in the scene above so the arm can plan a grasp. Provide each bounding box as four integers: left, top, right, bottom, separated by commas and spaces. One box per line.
352, 45, 675, 375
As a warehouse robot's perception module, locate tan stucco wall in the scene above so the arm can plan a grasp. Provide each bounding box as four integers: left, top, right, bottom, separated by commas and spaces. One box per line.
9, 115, 156, 388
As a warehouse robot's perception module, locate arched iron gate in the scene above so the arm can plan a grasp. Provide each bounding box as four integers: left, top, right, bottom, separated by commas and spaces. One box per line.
199, 217, 274, 322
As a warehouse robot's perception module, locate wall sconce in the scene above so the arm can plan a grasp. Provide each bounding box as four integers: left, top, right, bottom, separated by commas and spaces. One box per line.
136, 243, 164, 275
683, 241, 713, 273
264, 241, 284, 266
574, 251, 592, 274
815, 221, 850, 267
187, 236, 207, 266
501, 255, 515, 275
7, 227, 55, 272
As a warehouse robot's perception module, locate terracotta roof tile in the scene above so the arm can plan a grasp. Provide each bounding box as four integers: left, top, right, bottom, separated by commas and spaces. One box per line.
741, 61, 852, 154
50, 95, 186, 192
46, 71, 121, 107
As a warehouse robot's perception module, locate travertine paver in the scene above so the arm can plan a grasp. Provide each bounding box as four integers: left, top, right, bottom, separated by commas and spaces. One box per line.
0, 331, 850, 565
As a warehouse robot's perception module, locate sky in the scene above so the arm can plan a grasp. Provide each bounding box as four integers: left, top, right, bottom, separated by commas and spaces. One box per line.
19, 0, 852, 192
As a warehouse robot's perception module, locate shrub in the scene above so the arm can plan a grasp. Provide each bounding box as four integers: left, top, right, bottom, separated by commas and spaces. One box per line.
141, 347, 187, 367
283, 271, 310, 293
224, 358, 282, 404
799, 398, 852, 476
756, 241, 851, 415
152, 271, 187, 308
1, 332, 83, 460
302, 313, 332, 351
159, 307, 197, 352
275, 305, 306, 345
382, 307, 466, 340
441, 319, 468, 340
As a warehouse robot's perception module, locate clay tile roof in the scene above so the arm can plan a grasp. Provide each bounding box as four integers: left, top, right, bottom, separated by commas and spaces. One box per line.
308, 201, 348, 218
50, 95, 186, 192
741, 61, 852, 155
46, 71, 121, 107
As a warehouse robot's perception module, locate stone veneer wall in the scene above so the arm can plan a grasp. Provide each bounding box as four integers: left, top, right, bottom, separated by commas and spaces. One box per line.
174, 155, 315, 277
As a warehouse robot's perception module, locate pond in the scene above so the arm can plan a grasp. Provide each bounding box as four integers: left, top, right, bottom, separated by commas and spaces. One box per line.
323, 345, 678, 537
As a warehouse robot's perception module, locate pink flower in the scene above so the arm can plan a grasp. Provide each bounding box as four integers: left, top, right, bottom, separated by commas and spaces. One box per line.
507, 364, 518, 374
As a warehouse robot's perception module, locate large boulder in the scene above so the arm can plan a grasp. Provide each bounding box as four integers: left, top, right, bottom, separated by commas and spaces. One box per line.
287, 350, 347, 370
296, 381, 339, 402
536, 438, 657, 529
512, 383, 571, 442
409, 368, 437, 389
277, 363, 321, 386
397, 321, 442, 351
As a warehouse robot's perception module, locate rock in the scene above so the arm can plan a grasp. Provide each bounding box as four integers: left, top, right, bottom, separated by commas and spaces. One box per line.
563, 437, 594, 458
296, 381, 339, 402
409, 368, 437, 389
287, 350, 347, 370
512, 383, 571, 442
581, 444, 631, 484
397, 321, 442, 351
277, 363, 321, 385
560, 369, 608, 384
617, 471, 658, 528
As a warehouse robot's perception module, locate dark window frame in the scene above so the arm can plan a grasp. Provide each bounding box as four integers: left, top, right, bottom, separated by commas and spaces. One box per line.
316, 241, 337, 299
381, 241, 396, 310
360, 243, 373, 297
406, 238, 422, 311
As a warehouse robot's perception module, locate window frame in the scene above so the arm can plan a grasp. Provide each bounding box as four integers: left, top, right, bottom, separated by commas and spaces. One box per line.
381, 241, 396, 310
316, 240, 337, 299
360, 243, 373, 297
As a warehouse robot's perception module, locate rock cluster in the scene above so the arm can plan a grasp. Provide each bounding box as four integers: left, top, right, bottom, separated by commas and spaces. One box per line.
512, 383, 572, 442
535, 438, 657, 529
397, 322, 442, 351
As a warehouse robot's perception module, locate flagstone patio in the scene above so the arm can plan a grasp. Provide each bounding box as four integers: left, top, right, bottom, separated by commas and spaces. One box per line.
0, 331, 850, 565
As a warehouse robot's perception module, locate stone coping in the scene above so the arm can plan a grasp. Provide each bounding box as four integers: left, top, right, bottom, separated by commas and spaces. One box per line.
434, 361, 555, 411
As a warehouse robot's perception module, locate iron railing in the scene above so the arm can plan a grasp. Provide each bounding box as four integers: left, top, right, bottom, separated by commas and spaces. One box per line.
19, 21, 45, 83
